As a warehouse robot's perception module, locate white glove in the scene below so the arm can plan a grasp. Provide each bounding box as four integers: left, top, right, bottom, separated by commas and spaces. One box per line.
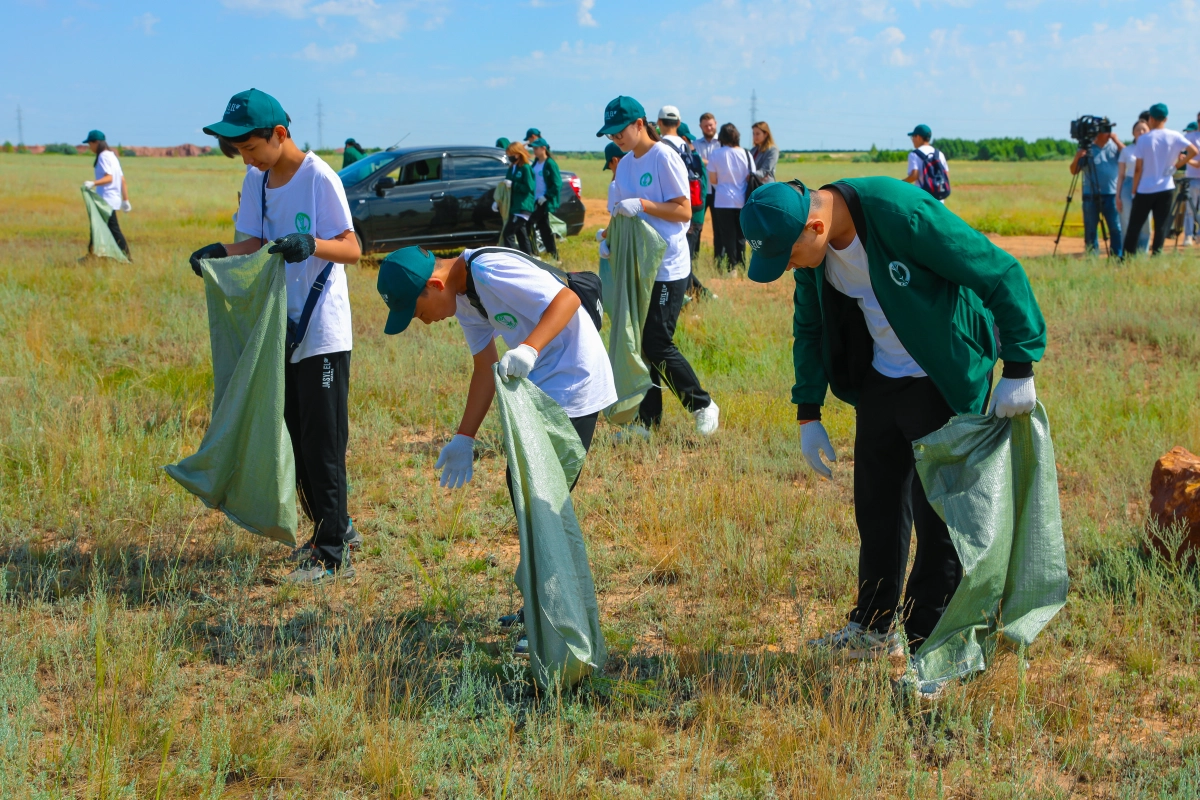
800, 421, 836, 478
536, 196, 547, 206
988, 376, 1037, 418
504, 179, 513, 188
498, 343, 538, 380
83, 181, 95, 189
491, 201, 499, 212
434, 434, 475, 489
595, 228, 606, 242
120, 200, 132, 213
599, 239, 611, 259
615, 198, 643, 217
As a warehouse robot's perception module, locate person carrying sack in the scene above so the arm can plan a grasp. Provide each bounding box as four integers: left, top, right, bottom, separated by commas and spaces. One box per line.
376, 245, 616, 656
82, 130, 131, 258
188, 88, 363, 585
528, 137, 562, 261
739, 178, 1047, 669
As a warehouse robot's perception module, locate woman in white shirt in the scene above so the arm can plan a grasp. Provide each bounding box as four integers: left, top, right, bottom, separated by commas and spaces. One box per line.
707, 123, 752, 270
82, 130, 131, 257
597, 95, 719, 437
1117, 120, 1150, 255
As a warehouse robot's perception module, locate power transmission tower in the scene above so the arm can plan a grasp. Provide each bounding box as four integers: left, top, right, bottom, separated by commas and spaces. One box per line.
750, 89, 757, 128
316, 98, 325, 151
17, 105, 24, 145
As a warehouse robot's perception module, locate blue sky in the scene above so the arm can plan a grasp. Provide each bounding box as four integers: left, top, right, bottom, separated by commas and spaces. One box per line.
5, 0, 1194, 151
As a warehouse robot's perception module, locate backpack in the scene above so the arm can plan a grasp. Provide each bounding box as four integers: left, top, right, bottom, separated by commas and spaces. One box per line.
912, 148, 951, 200
464, 247, 604, 332
743, 148, 763, 202
668, 139, 706, 210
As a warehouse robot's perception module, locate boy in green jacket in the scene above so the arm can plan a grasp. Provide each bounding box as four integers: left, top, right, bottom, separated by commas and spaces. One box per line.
740, 178, 1047, 657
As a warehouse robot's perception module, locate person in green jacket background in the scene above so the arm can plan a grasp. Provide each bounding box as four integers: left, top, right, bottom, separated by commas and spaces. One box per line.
528, 137, 562, 260
342, 138, 364, 169
504, 141, 536, 253
740, 177, 1047, 659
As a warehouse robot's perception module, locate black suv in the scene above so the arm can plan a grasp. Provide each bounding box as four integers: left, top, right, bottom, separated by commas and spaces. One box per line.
338, 145, 585, 254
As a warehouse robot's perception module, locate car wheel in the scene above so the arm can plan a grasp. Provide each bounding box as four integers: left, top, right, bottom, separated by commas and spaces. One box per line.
355, 229, 366, 256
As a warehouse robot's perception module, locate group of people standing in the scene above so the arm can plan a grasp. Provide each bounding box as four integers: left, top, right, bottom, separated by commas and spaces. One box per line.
496, 131, 563, 260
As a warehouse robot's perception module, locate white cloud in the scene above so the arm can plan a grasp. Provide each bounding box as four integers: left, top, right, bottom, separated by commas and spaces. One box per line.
578, 0, 597, 27
222, 0, 448, 41
134, 12, 159, 35
220, 0, 309, 17
1008, 29, 1025, 46
879, 26, 904, 45
297, 41, 358, 62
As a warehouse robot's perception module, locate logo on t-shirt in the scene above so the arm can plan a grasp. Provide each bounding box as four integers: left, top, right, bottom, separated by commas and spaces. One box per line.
295, 212, 312, 234
494, 312, 518, 329
639, 173, 653, 187
888, 261, 911, 287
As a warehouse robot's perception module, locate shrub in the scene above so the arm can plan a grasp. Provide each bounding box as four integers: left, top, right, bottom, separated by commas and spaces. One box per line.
43, 143, 79, 155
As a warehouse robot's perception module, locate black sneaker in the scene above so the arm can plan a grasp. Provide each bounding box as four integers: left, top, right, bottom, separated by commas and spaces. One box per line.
514, 636, 530, 657
498, 608, 525, 628
287, 527, 363, 562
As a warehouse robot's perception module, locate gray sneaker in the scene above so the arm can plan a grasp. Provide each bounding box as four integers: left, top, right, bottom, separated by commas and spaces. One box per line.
808, 621, 904, 660
514, 635, 530, 657
283, 559, 355, 586
288, 527, 363, 562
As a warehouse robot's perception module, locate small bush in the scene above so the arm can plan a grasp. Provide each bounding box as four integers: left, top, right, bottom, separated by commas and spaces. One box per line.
42, 143, 79, 155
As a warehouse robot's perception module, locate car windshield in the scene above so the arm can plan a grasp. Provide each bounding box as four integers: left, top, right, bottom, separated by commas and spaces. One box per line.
337, 151, 397, 188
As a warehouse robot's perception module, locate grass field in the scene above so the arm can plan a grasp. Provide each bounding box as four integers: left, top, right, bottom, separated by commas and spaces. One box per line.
1, 152, 1199, 798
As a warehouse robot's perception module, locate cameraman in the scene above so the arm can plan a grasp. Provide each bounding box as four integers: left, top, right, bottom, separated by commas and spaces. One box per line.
1070, 125, 1124, 256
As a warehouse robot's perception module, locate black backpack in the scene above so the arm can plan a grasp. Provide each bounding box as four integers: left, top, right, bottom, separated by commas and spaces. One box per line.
464, 247, 603, 331
668, 139, 706, 210
912, 148, 951, 200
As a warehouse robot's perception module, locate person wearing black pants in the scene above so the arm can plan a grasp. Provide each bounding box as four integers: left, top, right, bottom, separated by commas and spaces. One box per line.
637, 277, 712, 428
83, 130, 131, 257
89, 211, 130, 258
711, 207, 745, 268
1123, 190, 1173, 255
284, 351, 354, 571
1123, 103, 1199, 256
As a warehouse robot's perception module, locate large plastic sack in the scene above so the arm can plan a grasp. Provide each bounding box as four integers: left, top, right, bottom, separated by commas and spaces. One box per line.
164, 247, 298, 546
601, 215, 666, 425
549, 213, 568, 241
494, 181, 511, 228
81, 186, 129, 262
492, 366, 607, 689
911, 403, 1068, 683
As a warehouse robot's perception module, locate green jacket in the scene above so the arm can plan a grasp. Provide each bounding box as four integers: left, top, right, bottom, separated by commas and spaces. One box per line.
507, 163, 536, 214
691, 166, 709, 226
792, 177, 1046, 419
342, 145, 364, 169
539, 156, 563, 213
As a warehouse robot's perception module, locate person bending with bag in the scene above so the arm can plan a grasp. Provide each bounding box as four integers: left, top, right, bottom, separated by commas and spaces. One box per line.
376, 245, 616, 653
189, 89, 363, 585
740, 178, 1046, 659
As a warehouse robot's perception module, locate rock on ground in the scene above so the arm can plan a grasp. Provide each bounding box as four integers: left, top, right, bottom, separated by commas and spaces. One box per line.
1148, 446, 1200, 562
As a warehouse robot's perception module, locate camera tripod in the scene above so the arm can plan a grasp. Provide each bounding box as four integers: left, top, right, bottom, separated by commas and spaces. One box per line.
1053, 144, 1112, 257
1166, 175, 1200, 248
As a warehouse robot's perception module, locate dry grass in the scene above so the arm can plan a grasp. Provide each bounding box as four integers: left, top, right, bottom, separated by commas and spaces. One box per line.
0, 152, 1198, 798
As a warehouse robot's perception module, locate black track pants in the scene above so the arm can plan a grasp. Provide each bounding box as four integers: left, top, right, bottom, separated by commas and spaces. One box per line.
529, 202, 558, 259
637, 278, 711, 427
849, 369, 962, 646
1124, 189, 1173, 255
284, 350, 352, 568
90, 210, 130, 257
504, 214, 532, 254
711, 207, 745, 269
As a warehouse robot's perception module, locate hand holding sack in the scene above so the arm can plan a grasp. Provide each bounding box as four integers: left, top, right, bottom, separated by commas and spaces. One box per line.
189, 243, 227, 277
269, 233, 316, 264
614, 198, 643, 218
988, 376, 1036, 418
800, 421, 837, 478
499, 344, 538, 380
435, 434, 475, 489
83, 180, 95, 190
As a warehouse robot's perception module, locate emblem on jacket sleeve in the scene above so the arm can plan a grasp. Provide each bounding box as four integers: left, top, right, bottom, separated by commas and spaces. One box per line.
888, 261, 911, 287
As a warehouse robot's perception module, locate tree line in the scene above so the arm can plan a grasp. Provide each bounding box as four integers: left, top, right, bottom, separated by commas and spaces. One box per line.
855, 137, 1077, 163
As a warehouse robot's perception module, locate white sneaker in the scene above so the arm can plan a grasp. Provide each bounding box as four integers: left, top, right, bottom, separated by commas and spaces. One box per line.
693, 401, 719, 436
612, 424, 651, 443
808, 621, 904, 660
1186, 237, 1195, 247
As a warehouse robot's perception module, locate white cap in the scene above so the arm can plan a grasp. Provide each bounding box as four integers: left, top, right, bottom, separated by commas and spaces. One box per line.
657, 105, 681, 122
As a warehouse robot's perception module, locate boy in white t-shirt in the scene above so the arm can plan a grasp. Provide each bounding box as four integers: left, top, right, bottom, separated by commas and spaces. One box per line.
82, 130, 132, 257
189, 89, 363, 585
1126, 103, 1199, 255
903, 124, 950, 203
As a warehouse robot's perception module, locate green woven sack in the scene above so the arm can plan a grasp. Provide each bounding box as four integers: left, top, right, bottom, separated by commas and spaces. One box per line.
81, 187, 128, 262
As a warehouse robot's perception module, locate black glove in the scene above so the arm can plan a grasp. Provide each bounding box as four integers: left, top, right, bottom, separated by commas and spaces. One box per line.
189, 243, 226, 277
268, 233, 317, 263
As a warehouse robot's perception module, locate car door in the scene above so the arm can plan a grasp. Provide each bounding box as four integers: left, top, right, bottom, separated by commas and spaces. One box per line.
445, 153, 509, 240
365, 154, 445, 246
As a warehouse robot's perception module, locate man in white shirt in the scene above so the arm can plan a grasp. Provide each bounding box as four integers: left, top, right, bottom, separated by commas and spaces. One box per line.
695, 113, 720, 222
903, 124, 950, 203
1126, 103, 1199, 255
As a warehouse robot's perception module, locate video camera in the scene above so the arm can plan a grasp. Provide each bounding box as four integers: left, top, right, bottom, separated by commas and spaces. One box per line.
1070, 115, 1114, 146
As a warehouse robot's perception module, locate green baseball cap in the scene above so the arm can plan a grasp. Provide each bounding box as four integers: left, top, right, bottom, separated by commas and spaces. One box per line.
378, 247, 436, 334
529, 137, 549, 149
597, 96, 645, 137
203, 88, 289, 138
678, 122, 694, 141
1186, 122, 1198, 133
907, 123, 932, 139
602, 142, 624, 169
1150, 103, 1169, 120
82, 130, 105, 144
525, 128, 541, 139
741, 181, 812, 284
496, 137, 511, 149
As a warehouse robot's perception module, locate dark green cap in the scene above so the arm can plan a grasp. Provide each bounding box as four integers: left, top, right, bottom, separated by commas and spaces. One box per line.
597, 96, 645, 137
203, 88, 289, 138
496, 137, 511, 149
741, 181, 812, 283
677, 122, 694, 141
378, 247, 436, 334
82, 130, 105, 144
907, 123, 932, 139
525, 128, 541, 139
1186, 122, 1198, 133
529, 137, 549, 149
1150, 103, 1169, 120
602, 142, 624, 169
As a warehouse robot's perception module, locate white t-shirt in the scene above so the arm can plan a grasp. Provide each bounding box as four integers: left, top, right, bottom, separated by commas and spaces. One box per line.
694, 136, 720, 175
606, 179, 618, 215
708, 146, 752, 209
907, 144, 949, 179
94, 150, 123, 212
823, 236, 925, 379
532, 160, 546, 200
661, 134, 687, 151
1133, 128, 1190, 193
236, 152, 356, 364
612, 142, 691, 282
456, 249, 617, 418
1118, 145, 1138, 184
1186, 131, 1200, 179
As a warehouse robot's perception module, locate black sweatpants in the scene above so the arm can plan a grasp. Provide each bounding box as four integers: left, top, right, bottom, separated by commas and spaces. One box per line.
849, 368, 962, 646
686, 221, 702, 259
284, 350, 352, 569
504, 214, 532, 254
711, 207, 745, 269
529, 202, 558, 259
506, 411, 599, 499
89, 210, 130, 257
637, 277, 711, 427
1124, 189, 1173, 255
